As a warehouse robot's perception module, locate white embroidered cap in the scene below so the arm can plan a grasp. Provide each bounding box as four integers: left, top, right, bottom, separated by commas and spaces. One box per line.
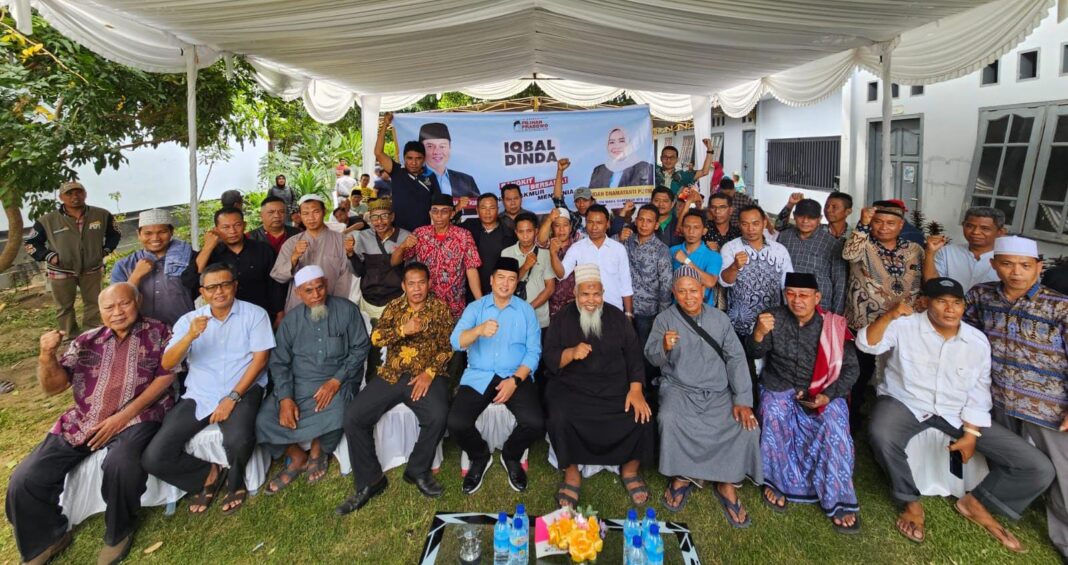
992, 236, 1039, 259
138, 208, 173, 228
574, 263, 601, 285
294, 265, 325, 287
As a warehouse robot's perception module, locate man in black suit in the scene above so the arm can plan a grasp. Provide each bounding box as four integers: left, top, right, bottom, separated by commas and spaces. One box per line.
420, 122, 480, 198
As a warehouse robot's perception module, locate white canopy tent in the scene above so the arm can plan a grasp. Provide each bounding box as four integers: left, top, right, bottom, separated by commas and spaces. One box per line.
2, 0, 1062, 244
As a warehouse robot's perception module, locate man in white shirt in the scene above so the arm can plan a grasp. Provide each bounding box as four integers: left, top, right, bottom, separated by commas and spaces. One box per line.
334, 168, 357, 206
552, 204, 634, 316
860, 277, 1053, 552
922, 206, 1005, 290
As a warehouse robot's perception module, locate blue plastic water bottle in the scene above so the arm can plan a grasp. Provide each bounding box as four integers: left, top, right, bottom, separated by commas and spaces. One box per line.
644, 524, 664, 565
509, 517, 528, 564
494, 511, 511, 564
623, 508, 641, 552
641, 507, 657, 547
626, 535, 646, 565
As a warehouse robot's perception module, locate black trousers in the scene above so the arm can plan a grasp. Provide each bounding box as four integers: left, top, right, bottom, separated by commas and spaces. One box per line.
344, 374, 449, 490
6, 423, 159, 561
446, 375, 544, 463
851, 347, 877, 429
142, 385, 263, 495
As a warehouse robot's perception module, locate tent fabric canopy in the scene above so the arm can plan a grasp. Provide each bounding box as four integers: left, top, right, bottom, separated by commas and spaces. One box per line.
4, 0, 1056, 121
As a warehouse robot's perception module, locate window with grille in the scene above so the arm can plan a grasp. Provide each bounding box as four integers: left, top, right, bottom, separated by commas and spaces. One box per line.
766, 136, 841, 191
963, 101, 1068, 243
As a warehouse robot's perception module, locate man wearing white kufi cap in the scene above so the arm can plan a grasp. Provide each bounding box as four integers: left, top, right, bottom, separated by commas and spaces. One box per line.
256, 265, 369, 492
964, 235, 1068, 557
543, 262, 654, 508
110, 208, 197, 326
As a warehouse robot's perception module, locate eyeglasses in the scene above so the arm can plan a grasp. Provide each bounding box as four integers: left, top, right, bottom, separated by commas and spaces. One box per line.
202, 281, 236, 293
368, 213, 391, 221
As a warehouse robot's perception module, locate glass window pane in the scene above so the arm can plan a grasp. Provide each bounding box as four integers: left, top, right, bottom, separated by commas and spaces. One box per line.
1054, 116, 1068, 143
1008, 116, 1034, 143
992, 198, 1018, 226
1033, 202, 1062, 233
975, 147, 1002, 194
997, 146, 1027, 197
972, 197, 992, 208
1041, 146, 1068, 202
985, 116, 1008, 143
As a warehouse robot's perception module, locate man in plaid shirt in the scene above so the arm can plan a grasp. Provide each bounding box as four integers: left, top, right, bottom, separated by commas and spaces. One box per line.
775, 194, 847, 314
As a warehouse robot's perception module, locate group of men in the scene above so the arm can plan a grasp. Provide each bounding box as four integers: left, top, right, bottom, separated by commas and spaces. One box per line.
9, 120, 1068, 563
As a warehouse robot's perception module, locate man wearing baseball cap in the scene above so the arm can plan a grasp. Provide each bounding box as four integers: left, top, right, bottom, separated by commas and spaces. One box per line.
25, 181, 121, 337
863, 275, 1054, 551
964, 236, 1068, 558
109, 209, 197, 326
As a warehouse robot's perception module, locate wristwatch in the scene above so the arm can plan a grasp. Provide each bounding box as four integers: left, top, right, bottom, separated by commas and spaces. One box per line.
511, 375, 523, 387
225, 391, 242, 403
683, 257, 692, 266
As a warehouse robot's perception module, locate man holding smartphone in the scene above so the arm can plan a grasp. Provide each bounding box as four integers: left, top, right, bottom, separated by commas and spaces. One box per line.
862, 277, 1054, 552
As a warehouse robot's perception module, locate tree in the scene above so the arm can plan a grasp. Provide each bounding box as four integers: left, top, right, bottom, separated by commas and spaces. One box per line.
0, 10, 259, 272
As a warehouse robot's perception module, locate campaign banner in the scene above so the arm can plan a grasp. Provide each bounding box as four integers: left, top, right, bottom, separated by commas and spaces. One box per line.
392, 106, 655, 214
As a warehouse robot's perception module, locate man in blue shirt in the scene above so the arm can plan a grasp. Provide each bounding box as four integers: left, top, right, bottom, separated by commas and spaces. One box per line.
670, 210, 723, 305
447, 257, 543, 495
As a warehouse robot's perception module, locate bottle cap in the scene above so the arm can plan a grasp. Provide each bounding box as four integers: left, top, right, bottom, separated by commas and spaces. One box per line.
516, 503, 526, 514
632, 535, 643, 548
650, 524, 660, 536
627, 508, 637, 520
513, 518, 523, 529
646, 507, 656, 518
498, 511, 508, 522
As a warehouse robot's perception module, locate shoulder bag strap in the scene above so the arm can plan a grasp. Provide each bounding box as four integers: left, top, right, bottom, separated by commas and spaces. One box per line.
674, 303, 726, 364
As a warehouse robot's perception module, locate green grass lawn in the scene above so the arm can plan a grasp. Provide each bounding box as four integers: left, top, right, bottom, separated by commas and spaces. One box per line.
0, 289, 1061, 564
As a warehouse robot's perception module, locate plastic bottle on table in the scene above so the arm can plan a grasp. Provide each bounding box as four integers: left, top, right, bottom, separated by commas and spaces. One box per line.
644, 524, 664, 565
626, 534, 646, 565
509, 517, 528, 564
641, 507, 657, 547
514, 504, 529, 558
494, 511, 511, 564
623, 508, 641, 552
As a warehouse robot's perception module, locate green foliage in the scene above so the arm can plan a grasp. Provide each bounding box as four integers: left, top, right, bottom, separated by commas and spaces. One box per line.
289, 164, 334, 203
241, 190, 268, 231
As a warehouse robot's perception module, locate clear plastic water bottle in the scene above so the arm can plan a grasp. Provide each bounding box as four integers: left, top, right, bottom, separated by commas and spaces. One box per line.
509, 517, 528, 564
644, 524, 664, 565
641, 507, 657, 547
626, 535, 646, 565
494, 511, 511, 564
623, 508, 641, 552
513, 504, 529, 559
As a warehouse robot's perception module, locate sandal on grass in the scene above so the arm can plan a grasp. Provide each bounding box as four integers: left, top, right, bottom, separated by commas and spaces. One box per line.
714, 487, 751, 529
954, 498, 1024, 553
622, 475, 649, 506
0, 380, 15, 394
663, 479, 694, 513
762, 485, 787, 513
831, 509, 861, 535
555, 482, 580, 509
266, 464, 305, 495
896, 516, 925, 544
188, 466, 227, 514
221, 489, 247, 516
306, 453, 330, 484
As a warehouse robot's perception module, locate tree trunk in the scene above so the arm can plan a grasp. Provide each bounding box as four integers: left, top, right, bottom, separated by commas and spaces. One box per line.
0, 205, 24, 273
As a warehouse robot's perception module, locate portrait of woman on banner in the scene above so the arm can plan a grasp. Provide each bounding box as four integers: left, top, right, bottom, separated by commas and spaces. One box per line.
588, 127, 653, 189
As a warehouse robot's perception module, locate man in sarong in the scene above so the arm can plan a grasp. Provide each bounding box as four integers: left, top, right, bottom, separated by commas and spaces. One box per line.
646, 266, 761, 526
543, 264, 654, 508
746, 272, 861, 534
256, 266, 369, 493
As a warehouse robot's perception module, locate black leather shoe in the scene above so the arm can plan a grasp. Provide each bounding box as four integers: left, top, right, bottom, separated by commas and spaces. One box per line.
501, 453, 527, 492
462, 456, 492, 495
335, 476, 389, 515
404, 472, 444, 498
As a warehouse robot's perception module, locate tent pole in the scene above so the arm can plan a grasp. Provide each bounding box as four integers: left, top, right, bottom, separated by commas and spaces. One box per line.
690, 95, 714, 199
186, 46, 199, 249
360, 95, 382, 181
880, 46, 894, 202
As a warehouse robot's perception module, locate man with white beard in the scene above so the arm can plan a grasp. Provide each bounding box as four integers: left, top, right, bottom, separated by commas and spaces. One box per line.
255, 266, 370, 492
543, 264, 655, 508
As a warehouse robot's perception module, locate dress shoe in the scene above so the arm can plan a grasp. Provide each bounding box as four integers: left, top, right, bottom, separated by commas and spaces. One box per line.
462, 456, 492, 495
97, 534, 133, 565
501, 453, 528, 492
335, 476, 389, 515
404, 472, 444, 498
24, 531, 72, 565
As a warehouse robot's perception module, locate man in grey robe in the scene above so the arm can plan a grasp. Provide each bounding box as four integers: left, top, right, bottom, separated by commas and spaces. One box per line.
646, 266, 762, 526
256, 266, 369, 492
270, 194, 356, 312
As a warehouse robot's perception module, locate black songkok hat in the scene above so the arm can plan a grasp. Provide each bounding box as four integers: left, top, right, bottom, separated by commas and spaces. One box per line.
784, 272, 819, 290
430, 193, 454, 207
495, 257, 520, 274
419, 122, 451, 142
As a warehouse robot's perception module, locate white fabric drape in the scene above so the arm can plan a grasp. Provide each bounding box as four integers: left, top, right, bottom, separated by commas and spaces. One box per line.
18, 0, 1055, 123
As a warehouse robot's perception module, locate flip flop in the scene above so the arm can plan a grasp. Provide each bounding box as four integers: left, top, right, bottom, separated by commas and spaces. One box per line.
954, 499, 1025, 553
0, 380, 15, 394
896, 516, 925, 544
714, 487, 751, 529
762, 485, 787, 513
663, 479, 694, 513
622, 475, 650, 506
555, 482, 580, 509
221, 489, 247, 516
306, 453, 330, 484
266, 465, 305, 495
188, 466, 227, 514
831, 509, 861, 535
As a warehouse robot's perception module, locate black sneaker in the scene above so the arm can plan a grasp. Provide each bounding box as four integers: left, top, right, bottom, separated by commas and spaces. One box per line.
501, 452, 527, 492
462, 456, 492, 495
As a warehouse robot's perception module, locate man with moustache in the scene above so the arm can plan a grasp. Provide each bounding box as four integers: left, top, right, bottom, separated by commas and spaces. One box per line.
346, 197, 409, 323
459, 193, 517, 302
864, 277, 1054, 552
270, 194, 355, 312
647, 267, 760, 522
774, 196, 847, 314
922, 207, 1006, 290
248, 195, 301, 254
256, 266, 369, 493
543, 264, 655, 508
200, 207, 285, 325
110, 209, 197, 326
